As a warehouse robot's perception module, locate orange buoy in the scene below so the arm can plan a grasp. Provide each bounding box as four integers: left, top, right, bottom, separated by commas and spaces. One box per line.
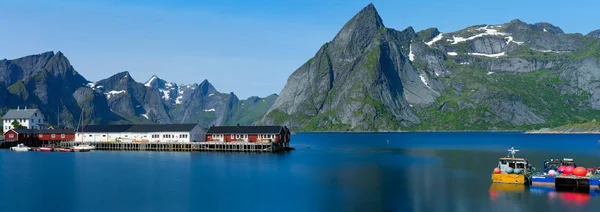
564, 166, 575, 175
573, 167, 587, 177
493, 167, 500, 173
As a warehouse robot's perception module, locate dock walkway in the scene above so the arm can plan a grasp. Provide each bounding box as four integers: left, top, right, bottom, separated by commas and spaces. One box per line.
58, 141, 291, 153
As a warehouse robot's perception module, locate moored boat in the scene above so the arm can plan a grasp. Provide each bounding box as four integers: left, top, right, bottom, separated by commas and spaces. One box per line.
39, 146, 54, 152
73, 144, 96, 151
10, 143, 31, 152
491, 147, 533, 185
532, 158, 600, 190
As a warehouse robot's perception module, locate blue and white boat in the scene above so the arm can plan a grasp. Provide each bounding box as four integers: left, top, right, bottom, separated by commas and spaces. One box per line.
531, 158, 600, 190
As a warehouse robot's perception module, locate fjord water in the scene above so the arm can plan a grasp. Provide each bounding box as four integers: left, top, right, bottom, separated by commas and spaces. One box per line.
2, 133, 600, 212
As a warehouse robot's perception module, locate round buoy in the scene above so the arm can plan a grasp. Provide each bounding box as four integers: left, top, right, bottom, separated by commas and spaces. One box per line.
493, 167, 500, 174
558, 166, 566, 173
514, 168, 522, 174
573, 167, 587, 177
564, 166, 575, 175
548, 170, 556, 176
505, 167, 514, 174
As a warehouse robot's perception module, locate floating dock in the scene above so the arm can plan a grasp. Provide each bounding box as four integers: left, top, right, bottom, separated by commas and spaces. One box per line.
57, 141, 292, 153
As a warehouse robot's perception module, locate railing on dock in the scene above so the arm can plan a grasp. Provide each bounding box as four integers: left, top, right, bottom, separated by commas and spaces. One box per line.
58, 141, 291, 153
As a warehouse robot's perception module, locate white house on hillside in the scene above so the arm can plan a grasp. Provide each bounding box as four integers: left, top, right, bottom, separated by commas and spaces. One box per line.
2, 107, 45, 132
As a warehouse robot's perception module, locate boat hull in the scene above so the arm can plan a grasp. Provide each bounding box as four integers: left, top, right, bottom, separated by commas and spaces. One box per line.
10, 147, 30, 152
73, 145, 96, 151
492, 173, 528, 184
532, 175, 600, 189
39, 148, 53, 152
532, 175, 556, 187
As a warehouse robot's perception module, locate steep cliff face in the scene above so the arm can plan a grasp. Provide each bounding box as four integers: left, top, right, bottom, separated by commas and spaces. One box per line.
259, 3, 600, 131
259, 4, 428, 131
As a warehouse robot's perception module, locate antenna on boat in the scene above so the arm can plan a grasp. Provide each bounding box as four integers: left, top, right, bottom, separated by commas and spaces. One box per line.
508, 147, 519, 159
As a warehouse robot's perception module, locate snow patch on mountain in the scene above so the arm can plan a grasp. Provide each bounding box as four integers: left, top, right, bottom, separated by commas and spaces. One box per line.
425, 33, 444, 47
105, 90, 126, 99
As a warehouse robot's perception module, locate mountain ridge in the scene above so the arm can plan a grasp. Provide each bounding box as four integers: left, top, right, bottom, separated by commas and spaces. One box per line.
258, 3, 600, 132
0, 51, 278, 130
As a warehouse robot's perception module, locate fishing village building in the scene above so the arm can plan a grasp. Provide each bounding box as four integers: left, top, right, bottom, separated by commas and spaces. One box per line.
3, 128, 76, 146
205, 125, 291, 143
2, 108, 45, 132
74, 123, 206, 142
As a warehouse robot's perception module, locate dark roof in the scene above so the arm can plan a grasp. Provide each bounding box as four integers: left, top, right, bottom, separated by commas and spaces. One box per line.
36, 129, 75, 134
2, 109, 41, 119
206, 126, 287, 134
7, 129, 74, 134
126, 124, 198, 132
78, 124, 133, 133
76, 124, 199, 133
10, 129, 35, 134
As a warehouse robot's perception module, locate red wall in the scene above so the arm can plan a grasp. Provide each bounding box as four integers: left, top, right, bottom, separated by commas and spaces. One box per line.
37, 133, 75, 141
206, 132, 289, 143
3, 131, 19, 142
3, 131, 36, 143
3, 130, 75, 142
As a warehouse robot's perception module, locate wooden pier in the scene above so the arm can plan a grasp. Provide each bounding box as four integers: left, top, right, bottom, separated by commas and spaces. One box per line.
57, 141, 292, 153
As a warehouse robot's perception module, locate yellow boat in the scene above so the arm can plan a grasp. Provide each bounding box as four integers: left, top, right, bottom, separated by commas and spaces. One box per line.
491, 147, 532, 185
489, 183, 526, 193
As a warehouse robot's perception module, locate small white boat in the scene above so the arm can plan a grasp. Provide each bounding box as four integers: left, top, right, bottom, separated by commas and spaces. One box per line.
10, 143, 31, 152
73, 144, 96, 151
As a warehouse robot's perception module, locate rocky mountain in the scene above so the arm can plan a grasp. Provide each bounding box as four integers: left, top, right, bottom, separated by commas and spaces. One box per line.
0, 52, 277, 129
588, 29, 600, 38
258, 3, 600, 131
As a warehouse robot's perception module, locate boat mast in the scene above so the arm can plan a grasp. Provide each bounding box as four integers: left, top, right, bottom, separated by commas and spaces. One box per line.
80, 108, 85, 143
508, 147, 519, 159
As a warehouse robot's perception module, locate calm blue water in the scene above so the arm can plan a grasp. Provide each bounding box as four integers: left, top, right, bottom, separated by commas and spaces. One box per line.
2, 132, 600, 212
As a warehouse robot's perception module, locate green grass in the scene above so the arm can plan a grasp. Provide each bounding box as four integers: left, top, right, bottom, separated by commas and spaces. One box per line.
406, 67, 600, 131
8, 81, 29, 100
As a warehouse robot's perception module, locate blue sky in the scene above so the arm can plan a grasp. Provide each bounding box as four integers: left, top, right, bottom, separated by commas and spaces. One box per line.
1, 0, 599, 98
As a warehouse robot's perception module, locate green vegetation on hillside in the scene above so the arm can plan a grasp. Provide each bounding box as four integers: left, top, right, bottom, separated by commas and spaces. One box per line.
405, 63, 600, 131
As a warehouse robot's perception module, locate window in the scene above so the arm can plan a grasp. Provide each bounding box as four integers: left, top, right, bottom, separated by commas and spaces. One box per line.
231, 134, 234, 139
35, 113, 37, 117
61, 134, 65, 138
51, 134, 56, 138
39, 134, 43, 137
89, 135, 92, 137
9, 134, 14, 138
38, 119, 41, 123
102, 135, 106, 137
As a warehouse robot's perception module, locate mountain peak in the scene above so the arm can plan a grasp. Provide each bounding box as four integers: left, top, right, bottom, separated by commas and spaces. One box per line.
331, 3, 385, 56
587, 29, 600, 38
199, 79, 217, 94
144, 75, 159, 87
533, 22, 564, 34
350, 3, 383, 28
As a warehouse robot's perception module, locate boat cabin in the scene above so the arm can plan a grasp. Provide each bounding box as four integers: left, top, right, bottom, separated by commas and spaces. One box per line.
543, 158, 576, 172
497, 147, 530, 173
498, 157, 529, 173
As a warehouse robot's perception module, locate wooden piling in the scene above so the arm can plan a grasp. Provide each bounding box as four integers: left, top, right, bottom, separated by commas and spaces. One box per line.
57, 141, 289, 153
